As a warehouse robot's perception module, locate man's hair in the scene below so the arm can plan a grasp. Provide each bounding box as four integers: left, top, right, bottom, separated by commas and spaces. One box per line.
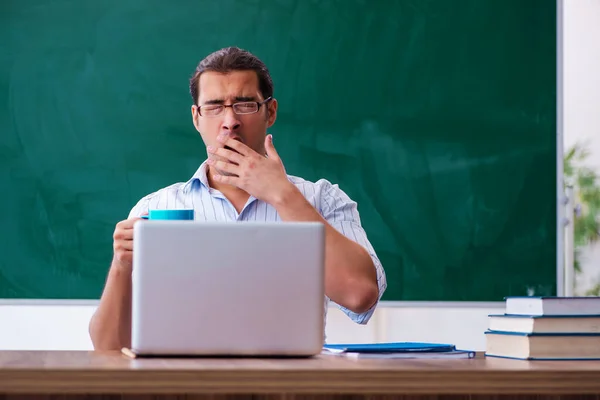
189, 46, 274, 105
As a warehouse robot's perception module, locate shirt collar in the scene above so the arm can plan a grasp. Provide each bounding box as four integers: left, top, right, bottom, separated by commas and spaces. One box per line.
184, 159, 210, 192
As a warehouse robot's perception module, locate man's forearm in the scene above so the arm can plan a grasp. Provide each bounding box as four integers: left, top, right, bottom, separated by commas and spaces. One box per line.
89, 262, 132, 350
272, 185, 379, 313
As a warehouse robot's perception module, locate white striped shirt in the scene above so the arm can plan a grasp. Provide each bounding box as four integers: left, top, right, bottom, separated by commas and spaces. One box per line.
128, 160, 387, 327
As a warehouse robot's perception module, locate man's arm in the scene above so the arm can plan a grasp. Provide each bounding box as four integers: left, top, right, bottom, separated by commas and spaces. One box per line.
271, 185, 379, 314
89, 259, 132, 350
89, 217, 142, 350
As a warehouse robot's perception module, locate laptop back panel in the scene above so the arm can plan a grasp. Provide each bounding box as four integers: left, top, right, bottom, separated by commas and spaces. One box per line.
131, 221, 325, 356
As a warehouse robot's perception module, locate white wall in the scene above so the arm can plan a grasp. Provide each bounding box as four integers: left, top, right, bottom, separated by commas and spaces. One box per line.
2, 1, 599, 353
563, 0, 600, 295
0, 302, 502, 351
563, 0, 600, 170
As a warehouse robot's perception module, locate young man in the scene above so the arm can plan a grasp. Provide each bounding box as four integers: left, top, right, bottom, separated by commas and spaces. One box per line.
89, 47, 387, 351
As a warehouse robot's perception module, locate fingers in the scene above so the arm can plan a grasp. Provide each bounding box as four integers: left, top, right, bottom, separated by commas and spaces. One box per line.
207, 145, 244, 164
113, 217, 144, 241
209, 159, 238, 175
116, 217, 142, 230
113, 217, 139, 271
114, 238, 133, 252
114, 228, 131, 241
264, 134, 280, 161
213, 174, 238, 186
113, 217, 148, 271
114, 224, 135, 240
216, 135, 249, 156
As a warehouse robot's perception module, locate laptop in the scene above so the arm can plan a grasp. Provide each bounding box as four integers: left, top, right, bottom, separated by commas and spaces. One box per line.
130, 220, 325, 357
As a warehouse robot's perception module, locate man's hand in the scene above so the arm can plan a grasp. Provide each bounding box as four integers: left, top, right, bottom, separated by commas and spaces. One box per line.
207, 133, 295, 205
112, 215, 145, 273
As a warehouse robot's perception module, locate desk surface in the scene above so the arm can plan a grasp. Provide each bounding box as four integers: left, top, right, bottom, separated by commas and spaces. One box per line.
1, 350, 600, 396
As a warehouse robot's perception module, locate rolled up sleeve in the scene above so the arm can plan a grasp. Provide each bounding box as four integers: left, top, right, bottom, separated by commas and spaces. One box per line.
317, 179, 387, 324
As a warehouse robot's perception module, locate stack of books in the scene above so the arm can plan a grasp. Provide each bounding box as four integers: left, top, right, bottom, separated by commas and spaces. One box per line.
485, 296, 600, 360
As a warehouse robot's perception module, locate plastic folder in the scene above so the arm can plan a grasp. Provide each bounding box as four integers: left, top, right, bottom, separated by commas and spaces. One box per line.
322, 342, 456, 353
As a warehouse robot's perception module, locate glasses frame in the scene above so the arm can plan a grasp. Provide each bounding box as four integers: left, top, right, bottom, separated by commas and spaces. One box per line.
196, 96, 273, 117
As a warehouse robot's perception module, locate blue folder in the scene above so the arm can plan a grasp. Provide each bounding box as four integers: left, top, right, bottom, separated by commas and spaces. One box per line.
322, 342, 456, 353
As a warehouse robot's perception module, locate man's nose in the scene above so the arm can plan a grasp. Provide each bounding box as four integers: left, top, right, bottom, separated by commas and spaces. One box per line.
221, 107, 241, 132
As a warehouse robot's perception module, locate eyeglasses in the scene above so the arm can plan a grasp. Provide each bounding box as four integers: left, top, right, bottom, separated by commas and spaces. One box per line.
196, 97, 272, 117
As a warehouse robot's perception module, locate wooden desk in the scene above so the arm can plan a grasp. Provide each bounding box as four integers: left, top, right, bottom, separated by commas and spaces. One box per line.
1, 351, 600, 400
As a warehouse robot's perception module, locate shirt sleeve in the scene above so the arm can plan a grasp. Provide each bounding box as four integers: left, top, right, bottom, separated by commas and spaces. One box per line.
127, 197, 151, 219
316, 179, 387, 325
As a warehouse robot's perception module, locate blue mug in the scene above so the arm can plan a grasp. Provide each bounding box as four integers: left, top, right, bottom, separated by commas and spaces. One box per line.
141, 209, 195, 220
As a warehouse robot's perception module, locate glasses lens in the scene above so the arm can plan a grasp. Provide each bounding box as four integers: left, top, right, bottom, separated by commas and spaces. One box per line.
233, 102, 258, 114
201, 105, 223, 116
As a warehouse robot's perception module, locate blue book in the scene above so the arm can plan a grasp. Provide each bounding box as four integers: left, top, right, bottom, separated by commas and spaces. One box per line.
323, 342, 456, 353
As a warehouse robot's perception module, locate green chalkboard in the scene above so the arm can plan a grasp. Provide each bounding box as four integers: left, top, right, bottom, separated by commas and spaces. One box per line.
0, 0, 556, 300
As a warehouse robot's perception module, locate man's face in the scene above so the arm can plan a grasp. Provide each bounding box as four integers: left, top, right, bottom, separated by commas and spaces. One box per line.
191, 70, 277, 173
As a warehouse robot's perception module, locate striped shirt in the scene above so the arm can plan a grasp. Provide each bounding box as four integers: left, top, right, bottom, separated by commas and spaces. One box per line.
128, 160, 387, 327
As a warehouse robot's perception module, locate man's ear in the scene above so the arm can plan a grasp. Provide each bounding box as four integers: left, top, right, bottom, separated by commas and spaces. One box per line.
266, 98, 278, 128
191, 105, 201, 132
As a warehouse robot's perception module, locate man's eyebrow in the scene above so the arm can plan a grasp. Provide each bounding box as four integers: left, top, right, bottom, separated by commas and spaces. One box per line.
234, 96, 256, 102
202, 96, 256, 105
203, 99, 224, 105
